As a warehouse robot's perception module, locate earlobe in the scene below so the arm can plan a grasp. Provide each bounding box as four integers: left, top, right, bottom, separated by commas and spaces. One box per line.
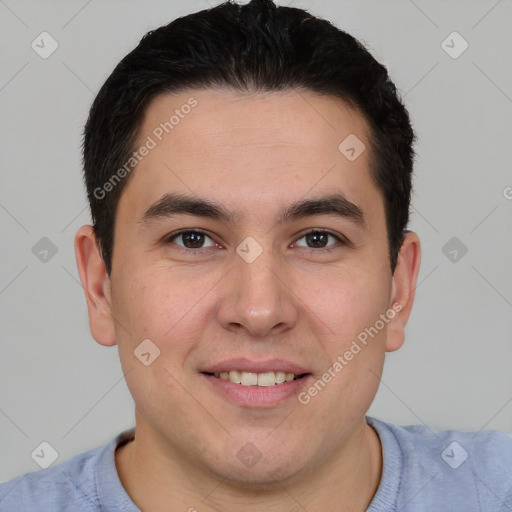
385, 231, 421, 353
74, 225, 117, 347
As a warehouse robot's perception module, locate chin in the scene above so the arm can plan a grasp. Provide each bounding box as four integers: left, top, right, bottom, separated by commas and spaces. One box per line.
221, 463, 304, 491
207, 441, 311, 488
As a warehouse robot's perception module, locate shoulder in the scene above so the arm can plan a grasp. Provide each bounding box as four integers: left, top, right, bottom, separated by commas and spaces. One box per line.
367, 416, 512, 512
0, 447, 101, 512
0, 430, 134, 512
378, 416, 512, 472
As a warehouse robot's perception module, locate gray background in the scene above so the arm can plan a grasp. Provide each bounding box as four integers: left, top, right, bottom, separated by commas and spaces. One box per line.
0, 0, 511, 482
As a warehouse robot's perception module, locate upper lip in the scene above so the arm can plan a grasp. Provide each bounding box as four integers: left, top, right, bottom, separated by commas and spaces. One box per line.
201, 358, 311, 375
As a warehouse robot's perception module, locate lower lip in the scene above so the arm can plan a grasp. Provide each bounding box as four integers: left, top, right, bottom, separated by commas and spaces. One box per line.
201, 373, 312, 407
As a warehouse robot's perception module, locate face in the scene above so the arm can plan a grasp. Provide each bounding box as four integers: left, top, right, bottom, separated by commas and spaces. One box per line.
78, 88, 419, 486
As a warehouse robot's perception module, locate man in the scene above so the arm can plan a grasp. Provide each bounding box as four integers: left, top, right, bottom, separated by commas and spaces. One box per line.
1, 0, 511, 510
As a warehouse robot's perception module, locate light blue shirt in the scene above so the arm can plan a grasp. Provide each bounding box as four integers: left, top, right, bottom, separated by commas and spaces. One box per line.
1, 415, 511, 511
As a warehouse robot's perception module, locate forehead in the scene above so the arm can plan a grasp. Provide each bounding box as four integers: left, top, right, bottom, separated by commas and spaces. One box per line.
119, 88, 383, 228
141, 88, 370, 156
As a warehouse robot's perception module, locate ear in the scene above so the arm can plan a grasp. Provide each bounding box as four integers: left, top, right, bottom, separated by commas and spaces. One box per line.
74, 224, 116, 346
385, 230, 421, 352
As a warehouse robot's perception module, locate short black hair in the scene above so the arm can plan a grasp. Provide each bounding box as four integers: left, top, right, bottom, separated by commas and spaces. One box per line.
82, 0, 415, 276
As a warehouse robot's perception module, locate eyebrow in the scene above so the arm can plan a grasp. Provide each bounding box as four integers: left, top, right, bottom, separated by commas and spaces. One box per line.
139, 192, 366, 229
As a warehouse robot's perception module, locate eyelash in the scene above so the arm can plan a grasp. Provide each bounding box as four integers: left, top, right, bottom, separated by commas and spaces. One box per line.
164, 228, 347, 255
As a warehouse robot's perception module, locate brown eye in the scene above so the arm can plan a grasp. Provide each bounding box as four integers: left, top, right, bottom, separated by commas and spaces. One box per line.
167, 230, 216, 250
294, 230, 345, 250
305, 232, 329, 248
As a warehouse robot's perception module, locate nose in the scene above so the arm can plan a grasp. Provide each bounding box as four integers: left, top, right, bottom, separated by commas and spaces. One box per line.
216, 245, 299, 339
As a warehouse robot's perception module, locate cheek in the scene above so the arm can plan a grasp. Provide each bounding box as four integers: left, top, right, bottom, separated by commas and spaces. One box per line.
112, 269, 206, 421
301, 274, 388, 421
113, 266, 180, 331
318, 268, 390, 398
300, 264, 390, 347
111, 266, 215, 364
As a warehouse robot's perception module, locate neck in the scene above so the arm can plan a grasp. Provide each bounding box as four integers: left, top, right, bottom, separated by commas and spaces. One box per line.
115, 417, 382, 512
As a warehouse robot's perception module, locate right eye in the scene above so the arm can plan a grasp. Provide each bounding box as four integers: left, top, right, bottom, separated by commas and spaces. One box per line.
165, 229, 220, 253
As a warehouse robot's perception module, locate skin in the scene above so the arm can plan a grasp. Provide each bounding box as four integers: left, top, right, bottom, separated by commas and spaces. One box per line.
75, 88, 421, 511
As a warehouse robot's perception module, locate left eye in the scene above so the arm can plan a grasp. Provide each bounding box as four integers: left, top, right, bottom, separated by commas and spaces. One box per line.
294, 230, 343, 250
168, 230, 217, 249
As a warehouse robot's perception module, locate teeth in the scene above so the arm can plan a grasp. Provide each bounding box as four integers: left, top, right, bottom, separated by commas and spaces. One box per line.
257, 372, 275, 387
275, 371, 286, 384
213, 370, 303, 386
240, 372, 258, 386
228, 370, 241, 384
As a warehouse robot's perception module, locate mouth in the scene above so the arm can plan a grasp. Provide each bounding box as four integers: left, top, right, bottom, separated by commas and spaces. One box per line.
199, 359, 313, 407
